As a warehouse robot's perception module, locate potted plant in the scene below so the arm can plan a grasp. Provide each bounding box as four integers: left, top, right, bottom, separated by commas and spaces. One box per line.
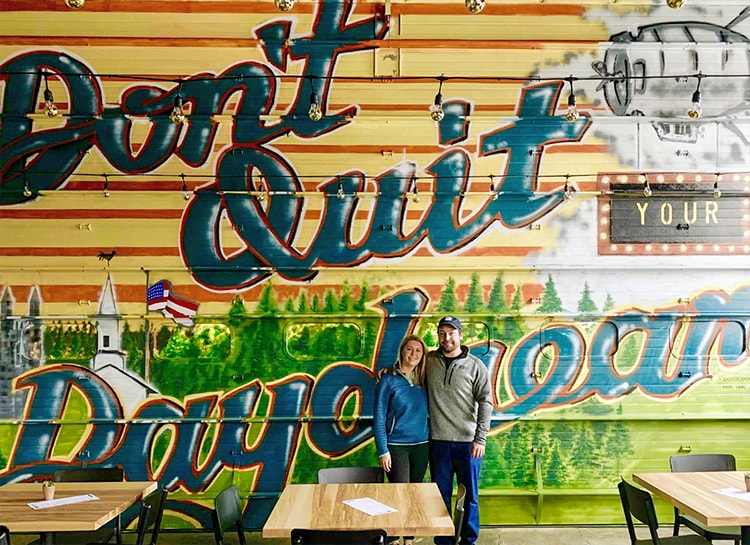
42, 480, 55, 500
743, 472, 750, 492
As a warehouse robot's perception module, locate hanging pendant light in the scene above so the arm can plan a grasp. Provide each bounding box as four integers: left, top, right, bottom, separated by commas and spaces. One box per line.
565, 77, 579, 122
42, 72, 58, 117
430, 75, 445, 122
687, 74, 703, 119
308, 77, 323, 121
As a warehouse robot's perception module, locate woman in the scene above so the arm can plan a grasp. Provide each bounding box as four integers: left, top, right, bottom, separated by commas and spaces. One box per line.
373, 334, 430, 545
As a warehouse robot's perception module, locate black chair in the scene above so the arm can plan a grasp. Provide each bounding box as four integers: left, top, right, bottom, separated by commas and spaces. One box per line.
89, 487, 168, 545
0, 525, 10, 545
53, 467, 126, 544
291, 529, 387, 545
452, 483, 467, 545
669, 454, 740, 544
618, 478, 710, 545
212, 485, 246, 545
317, 467, 385, 484
54, 467, 125, 483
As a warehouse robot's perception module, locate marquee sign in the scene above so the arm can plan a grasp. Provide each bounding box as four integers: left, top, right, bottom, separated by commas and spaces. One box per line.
598, 173, 750, 255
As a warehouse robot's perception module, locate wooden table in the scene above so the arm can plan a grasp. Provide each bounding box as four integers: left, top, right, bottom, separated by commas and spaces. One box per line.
262, 482, 454, 538
0, 480, 158, 544
633, 471, 750, 545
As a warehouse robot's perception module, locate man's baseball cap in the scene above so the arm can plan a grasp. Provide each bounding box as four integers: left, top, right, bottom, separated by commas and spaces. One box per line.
438, 316, 462, 330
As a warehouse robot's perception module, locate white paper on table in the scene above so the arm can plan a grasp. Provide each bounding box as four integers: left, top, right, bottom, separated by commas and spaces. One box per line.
342, 497, 398, 516
713, 488, 750, 502
28, 493, 100, 510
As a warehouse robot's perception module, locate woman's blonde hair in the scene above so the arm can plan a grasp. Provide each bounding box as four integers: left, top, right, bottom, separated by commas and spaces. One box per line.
393, 334, 427, 388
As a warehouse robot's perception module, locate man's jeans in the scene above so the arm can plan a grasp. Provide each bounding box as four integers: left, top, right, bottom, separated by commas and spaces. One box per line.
430, 440, 482, 545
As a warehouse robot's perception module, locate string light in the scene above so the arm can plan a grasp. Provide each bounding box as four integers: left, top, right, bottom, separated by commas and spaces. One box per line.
565, 76, 579, 122
65, 0, 85, 8
41, 72, 58, 117
13, 169, 740, 201
687, 73, 703, 119
429, 75, 445, 122
666, 0, 685, 8
9, 69, 744, 123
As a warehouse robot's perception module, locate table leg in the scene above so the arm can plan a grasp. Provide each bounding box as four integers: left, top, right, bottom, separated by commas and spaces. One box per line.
40, 532, 55, 545
742, 526, 750, 545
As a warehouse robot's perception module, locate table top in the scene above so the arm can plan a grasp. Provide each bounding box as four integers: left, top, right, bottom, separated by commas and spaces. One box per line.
262, 482, 454, 538
0, 481, 158, 532
633, 471, 750, 527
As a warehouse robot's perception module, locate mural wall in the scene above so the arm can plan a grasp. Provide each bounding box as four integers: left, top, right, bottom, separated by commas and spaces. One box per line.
1, 0, 750, 530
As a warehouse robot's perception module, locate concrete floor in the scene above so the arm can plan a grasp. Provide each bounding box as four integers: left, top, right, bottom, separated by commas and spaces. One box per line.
154, 526, 640, 545
17, 526, 703, 545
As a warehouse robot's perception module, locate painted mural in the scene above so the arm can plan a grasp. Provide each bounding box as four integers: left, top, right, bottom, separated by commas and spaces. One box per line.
1, 0, 750, 531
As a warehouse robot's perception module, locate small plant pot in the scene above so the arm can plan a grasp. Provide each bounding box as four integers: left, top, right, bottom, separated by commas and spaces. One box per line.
744, 477, 750, 492
43, 485, 55, 500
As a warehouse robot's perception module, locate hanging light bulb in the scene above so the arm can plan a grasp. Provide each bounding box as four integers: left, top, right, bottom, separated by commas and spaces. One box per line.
489, 175, 498, 201
102, 174, 110, 198
65, 0, 85, 7
565, 77, 579, 122
666, 0, 685, 8
255, 181, 267, 201
713, 181, 721, 199
170, 88, 186, 125
275, 0, 295, 11
465, 0, 485, 13
42, 72, 58, 117
23, 175, 32, 198
563, 178, 573, 201
181, 174, 191, 201
410, 177, 420, 203
643, 179, 652, 197
309, 92, 323, 121
308, 77, 323, 121
336, 180, 345, 200
687, 74, 702, 119
430, 75, 445, 122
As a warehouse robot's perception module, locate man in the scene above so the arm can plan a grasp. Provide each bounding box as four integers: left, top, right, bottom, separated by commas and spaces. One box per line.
427, 316, 492, 545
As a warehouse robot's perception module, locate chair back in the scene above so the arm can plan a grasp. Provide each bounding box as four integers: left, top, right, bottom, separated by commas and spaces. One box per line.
291, 529, 386, 545
212, 485, 246, 545
670, 454, 736, 473
134, 487, 168, 545
54, 467, 124, 482
452, 484, 467, 545
317, 466, 385, 484
618, 479, 662, 545
0, 525, 10, 545
55, 467, 125, 544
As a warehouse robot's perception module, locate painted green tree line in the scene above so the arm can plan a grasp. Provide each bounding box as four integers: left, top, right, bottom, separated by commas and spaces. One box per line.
483, 417, 633, 489
32, 275, 631, 488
